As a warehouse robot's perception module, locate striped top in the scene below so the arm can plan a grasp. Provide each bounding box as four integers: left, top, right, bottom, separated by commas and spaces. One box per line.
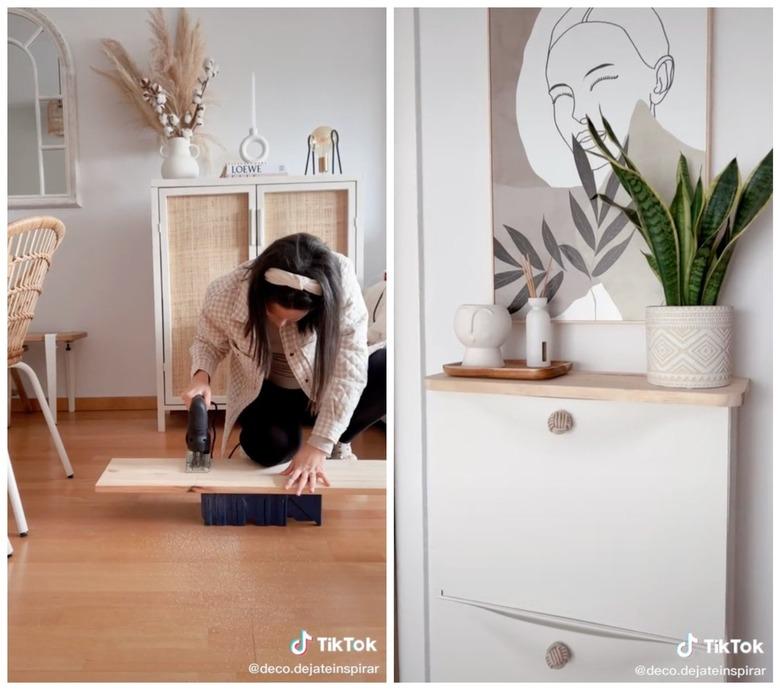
267, 326, 300, 389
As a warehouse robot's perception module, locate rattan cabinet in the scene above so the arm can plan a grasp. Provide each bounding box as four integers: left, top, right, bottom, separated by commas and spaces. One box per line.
151, 176, 359, 431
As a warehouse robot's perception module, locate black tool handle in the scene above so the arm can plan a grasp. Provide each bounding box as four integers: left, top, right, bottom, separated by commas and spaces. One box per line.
186, 394, 210, 454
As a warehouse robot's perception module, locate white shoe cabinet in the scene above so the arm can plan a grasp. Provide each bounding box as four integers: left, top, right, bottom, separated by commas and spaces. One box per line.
425, 372, 748, 682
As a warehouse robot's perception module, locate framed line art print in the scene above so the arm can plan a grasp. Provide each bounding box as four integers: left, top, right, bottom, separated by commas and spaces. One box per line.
490, 8, 711, 321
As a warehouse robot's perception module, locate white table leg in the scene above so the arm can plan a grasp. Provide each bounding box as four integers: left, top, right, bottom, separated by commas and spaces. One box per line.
65, 342, 76, 412
44, 333, 57, 424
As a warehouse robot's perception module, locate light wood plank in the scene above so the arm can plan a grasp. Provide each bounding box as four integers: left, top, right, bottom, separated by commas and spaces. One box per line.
96, 456, 386, 495
426, 371, 749, 407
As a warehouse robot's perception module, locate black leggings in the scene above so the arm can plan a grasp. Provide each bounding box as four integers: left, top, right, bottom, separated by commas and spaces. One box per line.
237, 348, 386, 466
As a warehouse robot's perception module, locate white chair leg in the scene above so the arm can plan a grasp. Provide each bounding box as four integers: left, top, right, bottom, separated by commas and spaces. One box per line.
65, 342, 76, 412
8, 457, 28, 536
44, 333, 58, 423
8, 537, 13, 557
11, 361, 74, 478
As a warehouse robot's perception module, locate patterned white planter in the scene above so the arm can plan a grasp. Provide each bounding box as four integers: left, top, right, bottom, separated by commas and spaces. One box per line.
645, 306, 734, 388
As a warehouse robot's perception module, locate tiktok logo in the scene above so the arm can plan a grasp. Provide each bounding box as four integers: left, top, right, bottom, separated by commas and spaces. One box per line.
290, 629, 313, 656
676, 632, 698, 658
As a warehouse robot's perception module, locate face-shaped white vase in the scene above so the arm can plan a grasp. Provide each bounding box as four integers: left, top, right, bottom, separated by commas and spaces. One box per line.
454, 304, 512, 368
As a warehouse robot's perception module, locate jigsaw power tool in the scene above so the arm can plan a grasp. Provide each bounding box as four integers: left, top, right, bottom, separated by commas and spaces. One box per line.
185, 394, 212, 472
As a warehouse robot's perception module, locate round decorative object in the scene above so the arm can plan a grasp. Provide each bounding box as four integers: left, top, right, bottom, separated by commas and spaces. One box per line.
239, 127, 270, 164
545, 641, 571, 670
311, 125, 334, 154
645, 305, 733, 389
548, 409, 573, 434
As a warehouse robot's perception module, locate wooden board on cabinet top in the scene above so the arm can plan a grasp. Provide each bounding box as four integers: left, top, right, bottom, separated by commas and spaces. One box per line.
426, 371, 748, 407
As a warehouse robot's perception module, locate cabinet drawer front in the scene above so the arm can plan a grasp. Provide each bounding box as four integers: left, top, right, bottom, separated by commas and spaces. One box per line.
426, 391, 730, 640
429, 593, 721, 682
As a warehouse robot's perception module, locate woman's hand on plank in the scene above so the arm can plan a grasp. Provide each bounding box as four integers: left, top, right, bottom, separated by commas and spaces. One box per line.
281, 444, 330, 496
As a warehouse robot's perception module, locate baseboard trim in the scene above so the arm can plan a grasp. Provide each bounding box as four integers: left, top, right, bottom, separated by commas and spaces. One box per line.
11, 396, 157, 412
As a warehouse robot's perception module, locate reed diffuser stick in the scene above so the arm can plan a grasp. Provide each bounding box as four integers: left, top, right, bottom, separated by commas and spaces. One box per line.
541, 255, 553, 298
521, 254, 537, 298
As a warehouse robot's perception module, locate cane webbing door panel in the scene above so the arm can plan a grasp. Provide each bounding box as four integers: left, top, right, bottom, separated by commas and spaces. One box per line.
257, 182, 355, 259
159, 186, 255, 405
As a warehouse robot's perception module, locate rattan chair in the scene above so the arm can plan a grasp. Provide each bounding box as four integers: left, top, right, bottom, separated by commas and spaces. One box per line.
8, 217, 74, 551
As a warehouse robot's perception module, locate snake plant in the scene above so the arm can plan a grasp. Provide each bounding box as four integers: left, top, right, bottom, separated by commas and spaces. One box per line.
585, 116, 773, 306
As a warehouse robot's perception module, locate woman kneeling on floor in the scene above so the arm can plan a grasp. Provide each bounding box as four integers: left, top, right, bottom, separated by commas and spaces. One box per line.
182, 233, 385, 496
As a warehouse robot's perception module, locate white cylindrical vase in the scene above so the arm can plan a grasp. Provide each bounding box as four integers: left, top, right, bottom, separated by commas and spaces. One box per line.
645, 306, 734, 388
160, 136, 200, 179
525, 298, 552, 368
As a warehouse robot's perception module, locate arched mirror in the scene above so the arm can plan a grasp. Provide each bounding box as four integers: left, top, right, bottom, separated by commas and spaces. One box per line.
8, 8, 80, 207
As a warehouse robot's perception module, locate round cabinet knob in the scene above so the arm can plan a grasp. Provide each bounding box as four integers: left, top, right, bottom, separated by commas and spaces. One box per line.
548, 409, 574, 434
545, 641, 571, 669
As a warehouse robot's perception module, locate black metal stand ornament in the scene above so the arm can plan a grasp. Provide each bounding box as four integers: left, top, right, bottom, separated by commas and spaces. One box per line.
305, 134, 316, 176
304, 126, 342, 175
331, 129, 342, 174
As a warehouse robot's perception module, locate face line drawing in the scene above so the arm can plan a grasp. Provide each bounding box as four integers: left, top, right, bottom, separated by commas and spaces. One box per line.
541, 9, 675, 171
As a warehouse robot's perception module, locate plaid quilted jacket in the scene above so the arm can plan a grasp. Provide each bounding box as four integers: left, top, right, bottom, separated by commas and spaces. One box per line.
189, 253, 369, 457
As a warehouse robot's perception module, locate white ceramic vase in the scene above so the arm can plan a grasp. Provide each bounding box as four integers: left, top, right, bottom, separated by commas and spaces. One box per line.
454, 304, 511, 368
160, 136, 200, 179
525, 298, 552, 368
645, 306, 734, 388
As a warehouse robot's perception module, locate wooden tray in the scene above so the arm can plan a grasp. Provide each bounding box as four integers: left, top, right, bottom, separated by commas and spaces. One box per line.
443, 359, 573, 380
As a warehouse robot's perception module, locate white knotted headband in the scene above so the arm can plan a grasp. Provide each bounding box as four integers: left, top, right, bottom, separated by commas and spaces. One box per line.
264, 267, 323, 295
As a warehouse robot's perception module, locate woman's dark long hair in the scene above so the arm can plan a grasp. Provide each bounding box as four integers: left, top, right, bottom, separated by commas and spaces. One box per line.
244, 233, 343, 406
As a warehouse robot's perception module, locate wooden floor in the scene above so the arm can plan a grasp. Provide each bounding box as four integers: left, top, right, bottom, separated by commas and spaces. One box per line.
8, 409, 386, 682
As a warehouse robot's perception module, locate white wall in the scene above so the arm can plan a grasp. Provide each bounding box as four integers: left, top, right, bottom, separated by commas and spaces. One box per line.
394, 8, 427, 682
395, 7, 773, 681
395, 8, 494, 681
8, 7, 386, 398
